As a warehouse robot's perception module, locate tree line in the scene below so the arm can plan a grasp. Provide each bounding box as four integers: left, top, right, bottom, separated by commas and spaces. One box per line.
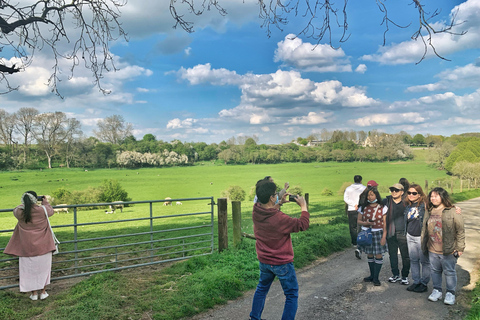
1, 108, 479, 179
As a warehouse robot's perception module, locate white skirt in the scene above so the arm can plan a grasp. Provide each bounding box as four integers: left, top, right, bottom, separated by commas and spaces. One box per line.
19, 252, 52, 292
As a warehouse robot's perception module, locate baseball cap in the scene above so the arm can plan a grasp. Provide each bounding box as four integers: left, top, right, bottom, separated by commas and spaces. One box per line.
390, 183, 404, 190
367, 180, 378, 187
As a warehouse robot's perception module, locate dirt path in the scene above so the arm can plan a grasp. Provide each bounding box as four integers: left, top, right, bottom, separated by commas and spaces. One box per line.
189, 197, 480, 320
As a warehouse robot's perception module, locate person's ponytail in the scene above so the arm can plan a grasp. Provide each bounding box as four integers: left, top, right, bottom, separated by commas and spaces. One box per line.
22, 191, 38, 223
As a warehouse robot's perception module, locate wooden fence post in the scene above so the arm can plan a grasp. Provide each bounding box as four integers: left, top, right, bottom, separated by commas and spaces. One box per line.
232, 201, 242, 247
425, 180, 428, 195
304, 193, 309, 211
217, 198, 228, 252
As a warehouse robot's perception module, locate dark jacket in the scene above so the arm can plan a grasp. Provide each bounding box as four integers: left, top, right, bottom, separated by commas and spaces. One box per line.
421, 207, 465, 255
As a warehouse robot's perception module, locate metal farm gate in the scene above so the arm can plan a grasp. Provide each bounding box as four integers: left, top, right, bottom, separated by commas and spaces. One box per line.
0, 197, 215, 290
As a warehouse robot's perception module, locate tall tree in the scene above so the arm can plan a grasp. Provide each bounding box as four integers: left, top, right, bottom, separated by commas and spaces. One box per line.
94, 115, 133, 145
14, 107, 38, 163
33, 111, 78, 169
0, 109, 16, 152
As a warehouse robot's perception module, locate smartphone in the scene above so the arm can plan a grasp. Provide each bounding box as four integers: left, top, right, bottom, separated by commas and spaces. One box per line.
453, 251, 459, 258
289, 195, 297, 202
37, 196, 44, 201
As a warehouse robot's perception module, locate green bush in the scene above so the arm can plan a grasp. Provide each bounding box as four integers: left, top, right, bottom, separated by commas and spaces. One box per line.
221, 185, 246, 201
289, 185, 303, 197
98, 179, 131, 203
321, 188, 334, 196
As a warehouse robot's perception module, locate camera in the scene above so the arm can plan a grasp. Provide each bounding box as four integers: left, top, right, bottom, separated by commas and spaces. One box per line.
289, 195, 297, 202
37, 195, 45, 201
453, 251, 459, 258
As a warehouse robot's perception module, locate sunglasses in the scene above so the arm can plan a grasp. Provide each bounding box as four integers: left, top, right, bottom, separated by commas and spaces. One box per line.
389, 187, 401, 192
407, 191, 419, 196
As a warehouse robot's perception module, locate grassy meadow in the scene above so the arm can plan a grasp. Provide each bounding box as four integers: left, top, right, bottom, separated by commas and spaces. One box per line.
1, 151, 479, 319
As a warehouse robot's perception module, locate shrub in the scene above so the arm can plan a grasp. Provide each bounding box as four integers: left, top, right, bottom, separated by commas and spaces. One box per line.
98, 179, 131, 203
289, 185, 303, 197
321, 188, 334, 196
221, 185, 246, 201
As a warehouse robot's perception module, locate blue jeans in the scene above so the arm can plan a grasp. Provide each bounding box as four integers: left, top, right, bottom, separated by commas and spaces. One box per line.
406, 234, 430, 285
250, 262, 298, 320
429, 252, 457, 294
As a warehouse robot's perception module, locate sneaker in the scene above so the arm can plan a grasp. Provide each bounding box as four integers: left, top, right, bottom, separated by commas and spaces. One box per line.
428, 289, 442, 302
407, 283, 419, 291
388, 275, 401, 283
401, 277, 409, 285
355, 249, 361, 259
413, 283, 428, 293
444, 292, 455, 305
40, 292, 49, 300
29, 294, 38, 301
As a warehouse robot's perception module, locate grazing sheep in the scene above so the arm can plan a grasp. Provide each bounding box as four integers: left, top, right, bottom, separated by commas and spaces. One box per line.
164, 197, 172, 206
53, 205, 69, 214
111, 201, 124, 213
176, 201, 182, 205
105, 209, 115, 214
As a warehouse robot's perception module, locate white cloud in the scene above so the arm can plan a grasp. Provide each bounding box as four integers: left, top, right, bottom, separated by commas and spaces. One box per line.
166, 118, 197, 129
261, 126, 270, 132
355, 64, 367, 74
274, 34, 352, 72
176, 65, 378, 110
361, 0, 480, 64
288, 111, 332, 125
407, 59, 480, 92
353, 112, 426, 126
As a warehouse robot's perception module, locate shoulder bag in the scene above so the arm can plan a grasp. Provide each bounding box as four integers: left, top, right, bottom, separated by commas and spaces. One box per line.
42, 206, 60, 255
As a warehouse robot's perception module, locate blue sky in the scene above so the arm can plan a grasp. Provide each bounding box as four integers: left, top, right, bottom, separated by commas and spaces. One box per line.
1, 0, 480, 144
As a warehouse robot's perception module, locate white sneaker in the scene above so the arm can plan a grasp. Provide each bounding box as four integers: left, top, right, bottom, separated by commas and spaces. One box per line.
428, 289, 442, 302
444, 292, 455, 305
40, 292, 49, 300
29, 294, 38, 301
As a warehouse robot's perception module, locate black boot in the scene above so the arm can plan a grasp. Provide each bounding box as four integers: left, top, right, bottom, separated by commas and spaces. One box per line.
373, 259, 383, 286
364, 259, 374, 282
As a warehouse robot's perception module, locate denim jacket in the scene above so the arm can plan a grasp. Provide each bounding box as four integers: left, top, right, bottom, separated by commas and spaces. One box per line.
421, 207, 465, 255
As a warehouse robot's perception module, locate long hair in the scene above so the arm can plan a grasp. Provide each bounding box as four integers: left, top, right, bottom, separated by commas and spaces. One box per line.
358, 186, 382, 211
427, 187, 453, 209
404, 184, 426, 207
22, 190, 38, 223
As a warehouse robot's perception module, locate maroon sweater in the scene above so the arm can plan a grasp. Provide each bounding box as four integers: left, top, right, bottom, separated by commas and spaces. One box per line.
252, 203, 310, 265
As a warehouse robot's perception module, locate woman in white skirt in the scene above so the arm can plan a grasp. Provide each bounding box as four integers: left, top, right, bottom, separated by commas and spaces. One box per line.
3, 191, 55, 300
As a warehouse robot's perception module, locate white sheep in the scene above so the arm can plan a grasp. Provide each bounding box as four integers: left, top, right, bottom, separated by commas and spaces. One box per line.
164, 197, 172, 206
111, 201, 124, 213
176, 201, 182, 205
53, 205, 69, 214
105, 208, 115, 214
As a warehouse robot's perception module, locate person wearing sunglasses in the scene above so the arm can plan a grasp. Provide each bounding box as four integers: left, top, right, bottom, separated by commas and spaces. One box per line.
383, 183, 410, 285
404, 184, 430, 293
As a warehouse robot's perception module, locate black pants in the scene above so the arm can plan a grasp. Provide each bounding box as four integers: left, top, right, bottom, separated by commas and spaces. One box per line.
347, 210, 359, 246
387, 232, 410, 278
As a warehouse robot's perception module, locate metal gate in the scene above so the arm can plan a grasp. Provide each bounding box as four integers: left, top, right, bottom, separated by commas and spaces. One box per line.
0, 197, 215, 290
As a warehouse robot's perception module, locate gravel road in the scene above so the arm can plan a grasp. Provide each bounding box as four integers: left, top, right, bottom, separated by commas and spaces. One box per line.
188, 197, 480, 320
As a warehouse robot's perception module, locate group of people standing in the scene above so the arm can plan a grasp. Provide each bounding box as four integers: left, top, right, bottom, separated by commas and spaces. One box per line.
344, 175, 465, 306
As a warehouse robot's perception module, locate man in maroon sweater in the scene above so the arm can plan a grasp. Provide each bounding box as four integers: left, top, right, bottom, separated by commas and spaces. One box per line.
249, 180, 310, 320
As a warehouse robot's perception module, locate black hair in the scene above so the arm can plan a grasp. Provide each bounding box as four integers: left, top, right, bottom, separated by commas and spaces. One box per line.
256, 181, 277, 204
23, 190, 38, 223
358, 186, 382, 210
427, 187, 453, 209
354, 175, 362, 183
399, 178, 410, 191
